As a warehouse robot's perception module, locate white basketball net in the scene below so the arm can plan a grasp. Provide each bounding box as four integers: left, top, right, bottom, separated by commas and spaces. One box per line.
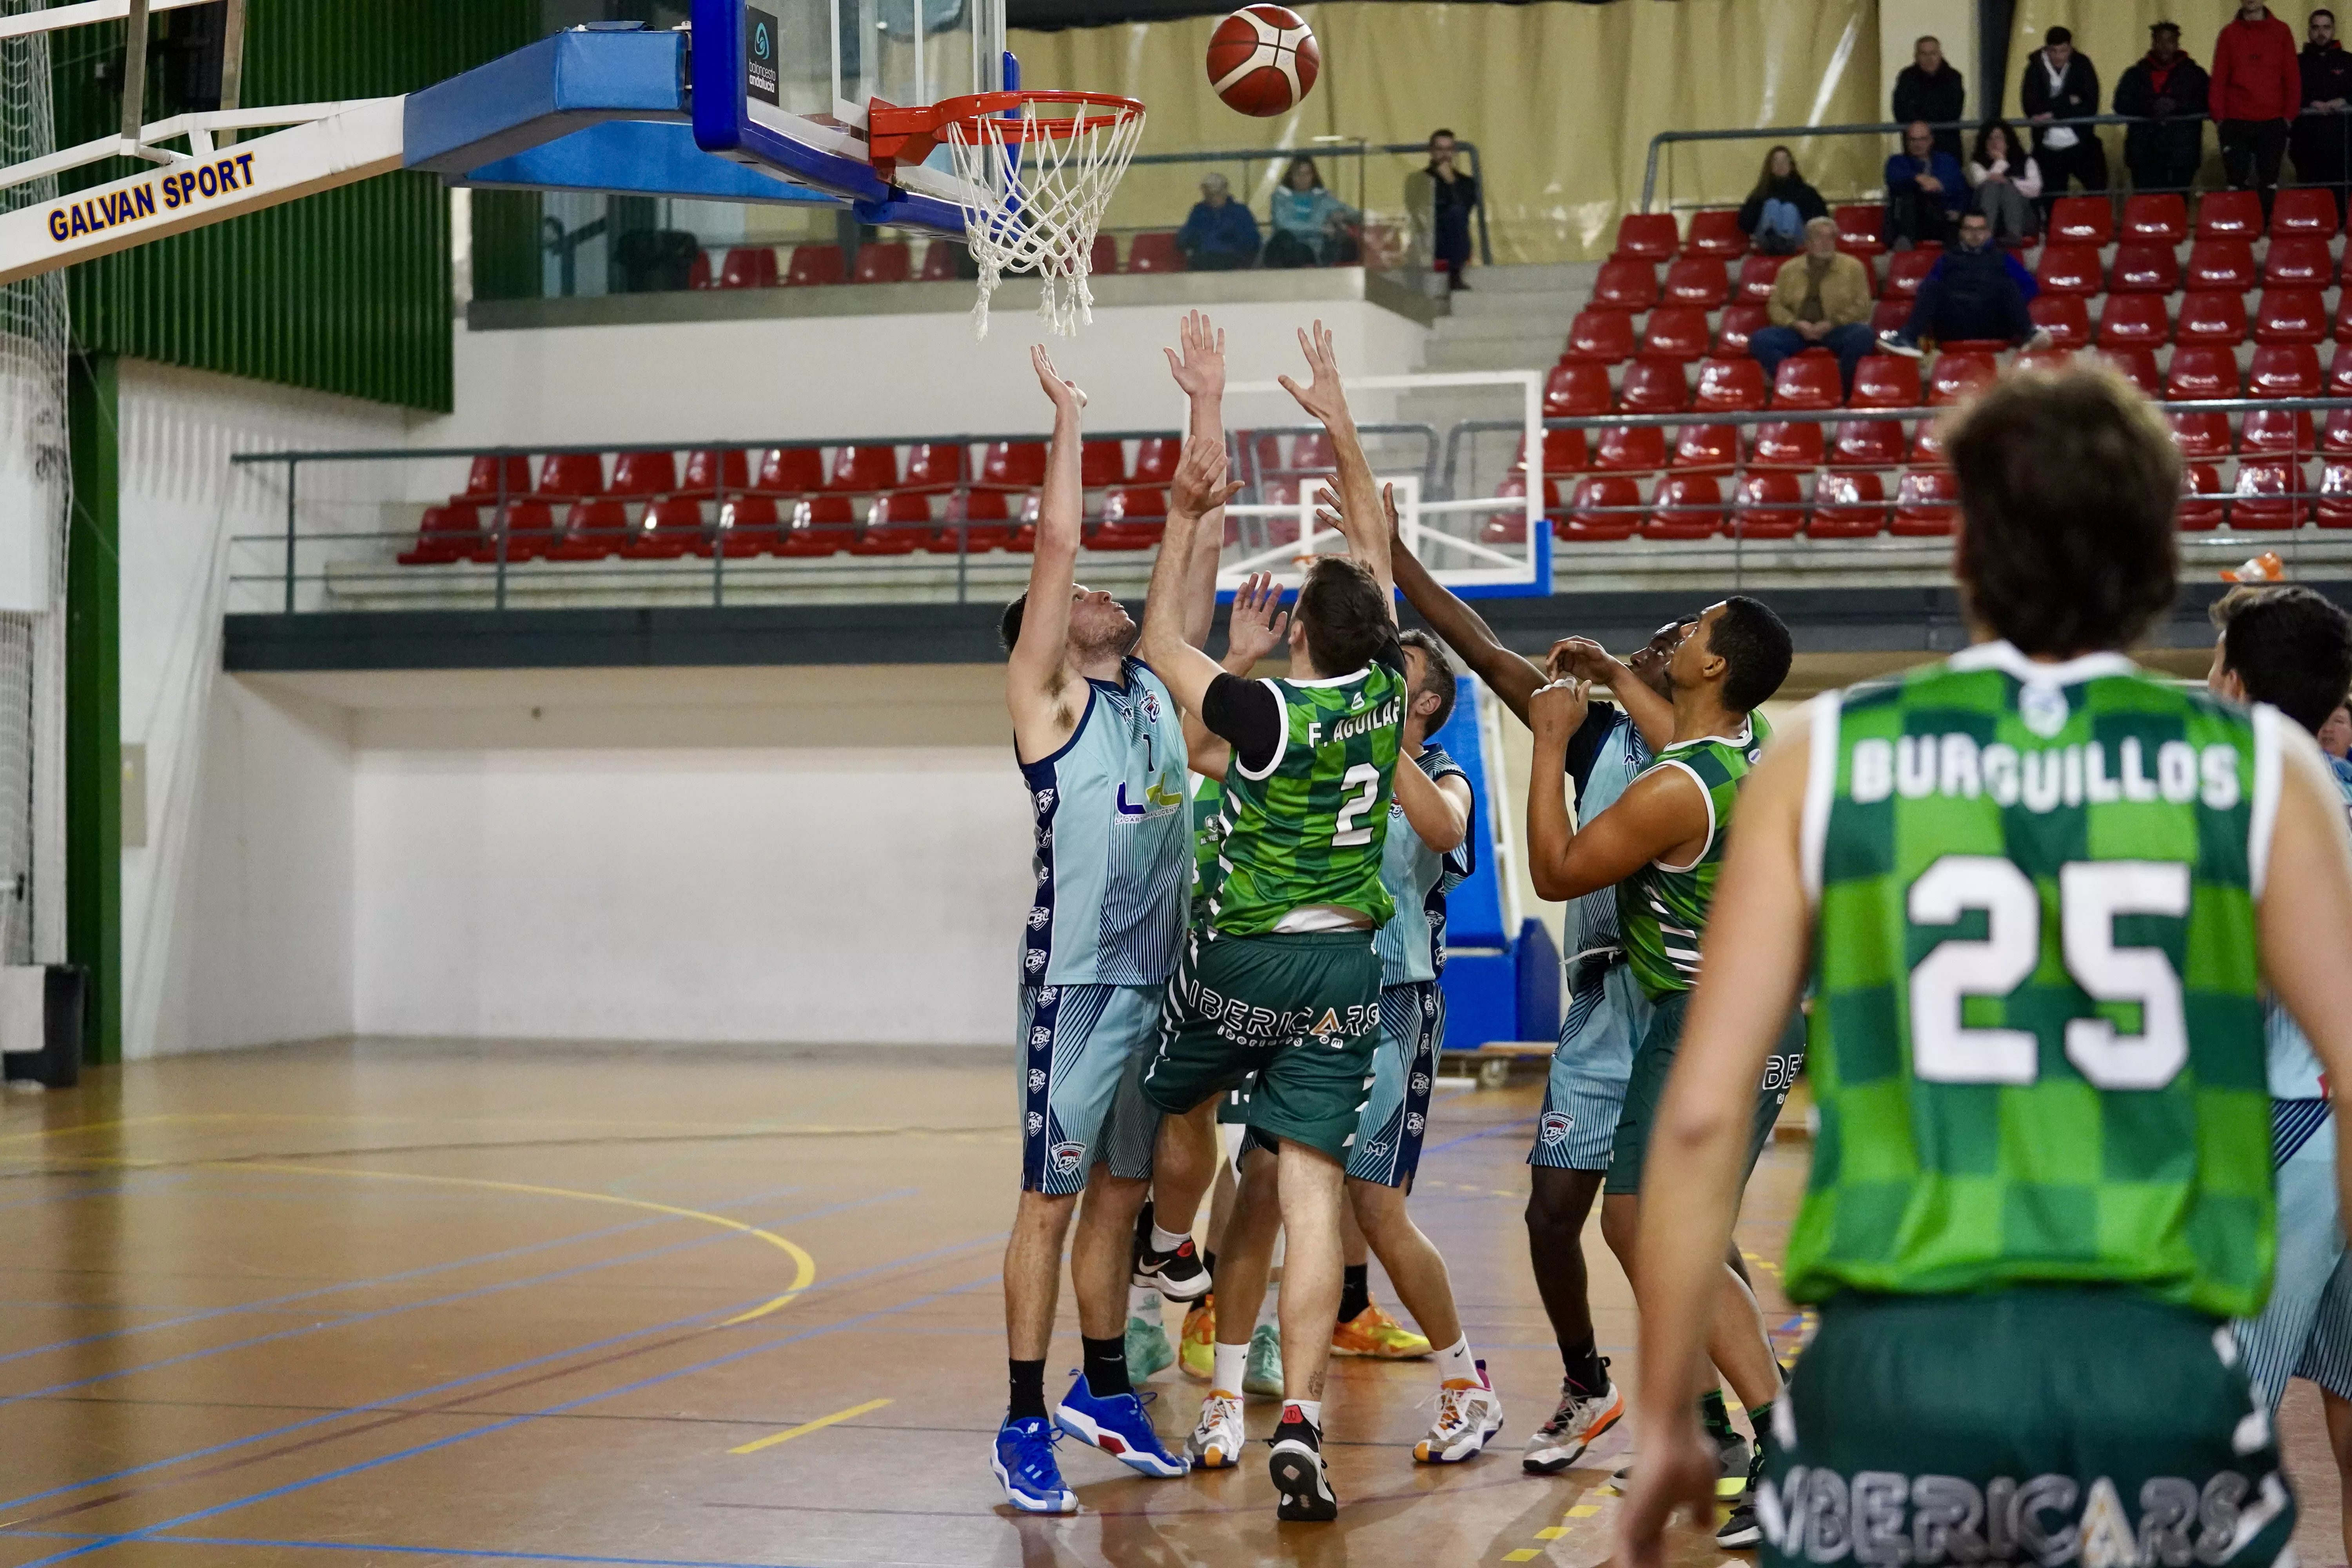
943, 98, 1145, 340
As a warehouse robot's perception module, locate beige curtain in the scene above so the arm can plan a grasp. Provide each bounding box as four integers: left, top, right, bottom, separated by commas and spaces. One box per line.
1011, 0, 1883, 264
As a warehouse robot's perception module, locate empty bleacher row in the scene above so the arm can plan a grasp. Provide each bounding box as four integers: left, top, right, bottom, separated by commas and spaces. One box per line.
686, 224, 1364, 290
1533, 187, 2352, 540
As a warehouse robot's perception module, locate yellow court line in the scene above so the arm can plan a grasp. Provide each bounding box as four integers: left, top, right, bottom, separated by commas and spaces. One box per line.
729, 1397, 891, 1454
1566, 1503, 1603, 1518
1503, 1550, 1543, 1562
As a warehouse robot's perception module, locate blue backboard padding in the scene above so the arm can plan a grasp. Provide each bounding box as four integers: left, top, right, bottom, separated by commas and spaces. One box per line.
1513, 917, 1561, 1040
1430, 677, 1507, 950
406, 29, 688, 175
459, 120, 835, 205
1436, 952, 1515, 1051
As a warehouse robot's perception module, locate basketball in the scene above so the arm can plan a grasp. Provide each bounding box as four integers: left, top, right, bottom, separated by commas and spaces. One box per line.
1205, 4, 1319, 117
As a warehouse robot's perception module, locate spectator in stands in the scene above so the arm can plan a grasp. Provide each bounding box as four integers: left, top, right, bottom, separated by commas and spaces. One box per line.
2211, 0, 2301, 216
1886, 121, 1967, 249
2321, 700, 2352, 763
1406, 130, 1480, 291
1265, 157, 1358, 268
2295, 9, 2352, 221
1749, 216, 1877, 395
1736, 145, 1828, 255
1176, 172, 1259, 271
1965, 121, 2044, 244
2021, 27, 2108, 214
1877, 210, 2051, 359
1893, 36, 1968, 162
2115, 22, 2212, 195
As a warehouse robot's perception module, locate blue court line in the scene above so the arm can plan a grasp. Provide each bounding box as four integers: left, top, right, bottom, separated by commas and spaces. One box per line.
1418, 1115, 1537, 1157
6, 1270, 1007, 1566
0, 1530, 815, 1568
0, 1231, 1004, 1518
0, 1189, 910, 1412
0, 1180, 818, 1370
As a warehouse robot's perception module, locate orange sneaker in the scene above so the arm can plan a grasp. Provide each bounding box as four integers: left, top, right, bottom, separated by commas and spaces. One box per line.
1179, 1294, 1216, 1381
1331, 1304, 1432, 1359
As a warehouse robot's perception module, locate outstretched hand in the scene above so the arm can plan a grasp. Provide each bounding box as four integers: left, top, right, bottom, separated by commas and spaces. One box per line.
1169, 434, 1245, 519
1163, 310, 1227, 401
1225, 572, 1291, 667
1528, 676, 1591, 744
1031, 345, 1088, 414
1276, 319, 1349, 427
1616, 1412, 1723, 1568
1546, 636, 1622, 686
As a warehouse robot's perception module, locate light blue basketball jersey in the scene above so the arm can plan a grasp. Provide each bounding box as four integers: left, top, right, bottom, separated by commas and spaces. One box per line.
1018, 657, 1191, 988
1374, 744, 1474, 987
2264, 762, 2352, 1099
1563, 709, 1651, 963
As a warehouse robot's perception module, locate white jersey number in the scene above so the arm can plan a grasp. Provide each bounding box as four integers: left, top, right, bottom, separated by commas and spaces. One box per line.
1907, 855, 2190, 1091
1331, 762, 1381, 848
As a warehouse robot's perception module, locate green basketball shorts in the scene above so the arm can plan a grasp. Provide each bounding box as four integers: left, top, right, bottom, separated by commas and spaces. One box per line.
1760, 1287, 2296, 1568
1140, 929, 1383, 1163
1603, 988, 1804, 1197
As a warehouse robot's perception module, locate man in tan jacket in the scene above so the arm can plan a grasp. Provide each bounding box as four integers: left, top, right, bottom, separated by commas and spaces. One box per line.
1748, 216, 1877, 395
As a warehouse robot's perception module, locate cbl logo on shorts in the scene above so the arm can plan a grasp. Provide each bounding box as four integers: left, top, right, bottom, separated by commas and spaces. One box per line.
1539, 1111, 1573, 1145
1049, 1141, 1086, 1176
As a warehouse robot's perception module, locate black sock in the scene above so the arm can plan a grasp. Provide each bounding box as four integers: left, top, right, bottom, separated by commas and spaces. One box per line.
1561, 1333, 1606, 1396
1082, 1334, 1132, 1399
1700, 1386, 1737, 1441
1009, 1357, 1047, 1421
1336, 1263, 1371, 1325
1746, 1399, 1776, 1464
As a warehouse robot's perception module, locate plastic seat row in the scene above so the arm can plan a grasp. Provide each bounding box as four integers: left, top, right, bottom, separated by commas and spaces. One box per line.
2036, 237, 2352, 296
690, 234, 1172, 290
1484, 470, 1961, 541
1543, 351, 1985, 419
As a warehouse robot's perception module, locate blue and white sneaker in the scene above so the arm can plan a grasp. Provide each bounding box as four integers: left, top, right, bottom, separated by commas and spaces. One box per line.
1054, 1374, 1191, 1477
992, 1415, 1078, 1514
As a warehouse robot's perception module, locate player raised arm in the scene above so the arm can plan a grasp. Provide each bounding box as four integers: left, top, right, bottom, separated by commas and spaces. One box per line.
1394, 735, 1471, 854
1139, 435, 1247, 720
1549, 636, 1675, 752
1005, 347, 1091, 757
2257, 725, 2352, 1232
1167, 311, 1232, 652
1390, 495, 1547, 722
1525, 675, 1708, 902
1278, 320, 1391, 602
1184, 572, 1289, 780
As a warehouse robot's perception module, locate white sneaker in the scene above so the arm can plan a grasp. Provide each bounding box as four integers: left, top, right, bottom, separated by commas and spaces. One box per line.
1523, 1372, 1626, 1474
1877, 330, 1923, 359
1187, 1390, 1247, 1469
1414, 1359, 1505, 1463
2020, 327, 2054, 353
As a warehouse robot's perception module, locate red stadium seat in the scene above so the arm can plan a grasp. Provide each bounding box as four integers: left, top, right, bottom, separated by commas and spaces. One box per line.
828, 443, 901, 492
1769, 355, 1843, 410
676, 448, 750, 501
852, 242, 911, 283
1130, 438, 1180, 485
2273, 187, 2342, 238
608, 450, 677, 499
2166, 345, 2242, 400
1909, 420, 1949, 466
1870, 297, 1911, 337
980, 441, 1048, 488
2195, 190, 2264, 240
1612, 213, 1680, 261
2108, 241, 2182, 295
1641, 306, 1713, 361
1618, 358, 1690, 414
2256, 288, 2328, 345
755, 446, 827, 494
1891, 468, 1958, 535
1730, 470, 1805, 538
1849, 354, 1920, 410
2265, 235, 2333, 288
1751, 420, 1826, 468
1885, 249, 1938, 299
1928, 352, 1997, 405
1290, 431, 1336, 473
1661, 256, 1729, 308
548, 499, 632, 561
1515, 427, 1591, 477
901, 441, 972, 492
709, 496, 782, 557
491, 500, 556, 561
1693, 356, 1769, 412
2027, 294, 2091, 350
456, 455, 531, 503
2332, 346, 2352, 397
1090, 235, 1118, 275
2121, 193, 2189, 244
1735, 254, 1783, 303
2185, 238, 2259, 292
1545, 359, 1614, 417
1829, 419, 1906, 467
920, 240, 960, 281
929, 487, 1017, 555
2249, 343, 2324, 399
1593, 425, 1668, 472
1127, 232, 1184, 272
1808, 470, 1886, 537
398, 504, 482, 566
2240, 408, 2316, 457
2168, 412, 2234, 458
1834, 205, 1886, 256
2048, 196, 2113, 245
535, 452, 605, 500
1671, 423, 1741, 471
2319, 461, 2352, 527
1591, 259, 1660, 310
2098, 293, 2172, 349
784, 245, 847, 286
1643, 474, 1722, 539
1687, 209, 1748, 258
2231, 459, 2308, 528
2177, 463, 2227, 531
1566, 309, 1637, 364
2014, 346, 2077, 376
719, 247, 779, 288
2100, 347, 2163, 397
1477, 474, 1558, 546
2035, 243, 2102, 296
1715, 303, 1771, 356
1089, 486, 1166, 550
2336, 298, 2352, 344
1555, 476, 1639, 543
1080, 438, 1128, 487
2323, 408, 2352, 457
776, 494, 855, 555
688, 250, 713, 290
626, 498, 707, 559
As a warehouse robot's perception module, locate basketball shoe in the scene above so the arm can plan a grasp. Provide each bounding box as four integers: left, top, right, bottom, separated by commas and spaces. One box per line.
1331, 1303, 1431, 1359
1523, 1368, 1624, 1474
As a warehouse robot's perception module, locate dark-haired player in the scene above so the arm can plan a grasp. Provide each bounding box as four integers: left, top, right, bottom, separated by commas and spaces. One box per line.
991, 347, 1191, 1514
1622, 365, 2352, 1568
1525, 594, 1799, 1545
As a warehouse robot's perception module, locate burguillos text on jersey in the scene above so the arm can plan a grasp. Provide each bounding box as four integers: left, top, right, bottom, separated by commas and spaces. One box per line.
1847, 735, 2245, 814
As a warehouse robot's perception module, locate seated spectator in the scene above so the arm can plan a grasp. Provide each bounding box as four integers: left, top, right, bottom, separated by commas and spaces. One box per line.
2321, 701, 2352, 776
1265, 157, 1359, 267
1886, 121, 1967, 248
1964, 120, 2043, 244
1177, 173, 1260, 270
1737, 145, 1828, 254
1877, 210, 2051, 357
1749, 216, 1878, 394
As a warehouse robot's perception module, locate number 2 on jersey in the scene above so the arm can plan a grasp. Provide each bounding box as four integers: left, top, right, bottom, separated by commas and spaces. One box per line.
1907, 854, 2190, 1090
1331, 762, 1381, 847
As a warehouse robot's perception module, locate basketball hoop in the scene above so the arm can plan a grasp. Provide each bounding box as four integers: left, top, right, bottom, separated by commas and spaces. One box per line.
869, 90, 1145, 339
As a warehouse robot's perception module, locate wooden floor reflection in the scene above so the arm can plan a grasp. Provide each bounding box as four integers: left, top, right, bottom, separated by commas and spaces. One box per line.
0, 1042, 2330, 1568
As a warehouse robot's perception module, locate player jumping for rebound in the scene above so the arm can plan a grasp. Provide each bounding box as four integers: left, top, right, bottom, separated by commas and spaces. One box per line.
1135, 322, 1410, 1521
1621, 365, 2352, 1568
991, 347, 1191, 1513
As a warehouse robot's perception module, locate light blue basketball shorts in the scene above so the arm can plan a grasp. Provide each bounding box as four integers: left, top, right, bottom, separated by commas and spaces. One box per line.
1016, 982, 1163, 1196
1346, 981, 1445, 1189
1530, 955, 1651, 1171
2235, 1105, 2350, 1408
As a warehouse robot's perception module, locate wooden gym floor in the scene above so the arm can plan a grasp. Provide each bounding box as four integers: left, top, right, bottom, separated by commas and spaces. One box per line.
0, 1042, 2334, 1568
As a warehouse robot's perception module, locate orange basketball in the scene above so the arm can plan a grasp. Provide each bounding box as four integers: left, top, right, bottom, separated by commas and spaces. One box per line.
1206, 5, 1319, 117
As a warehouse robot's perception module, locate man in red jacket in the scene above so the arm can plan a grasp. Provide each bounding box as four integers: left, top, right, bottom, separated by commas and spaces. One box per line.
2212, 0, 2304, 214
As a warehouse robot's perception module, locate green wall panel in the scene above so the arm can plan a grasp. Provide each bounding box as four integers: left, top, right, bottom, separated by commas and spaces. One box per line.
51, 0, 539, 412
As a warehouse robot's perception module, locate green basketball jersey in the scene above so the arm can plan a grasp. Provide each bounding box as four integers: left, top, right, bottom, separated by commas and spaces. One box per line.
1617, 720, 1763, 1000
1788, 641, 2280, 1319
1190, 777, 1227, 928
1211, 661, 1406, 937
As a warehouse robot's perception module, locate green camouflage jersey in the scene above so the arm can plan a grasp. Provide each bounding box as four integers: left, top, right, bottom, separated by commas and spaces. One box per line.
1787, 641, 2279, 1319
1212, 658, 1407, 937
1617, 718, 1764, 1000
1190, 777, 1227, 928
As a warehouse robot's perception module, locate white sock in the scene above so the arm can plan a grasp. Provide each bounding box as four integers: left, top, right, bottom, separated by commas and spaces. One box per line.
1256, 1282, 1281, 1329
1212, 1340, 1250, 1397
1283, 1397, 1323, 1430
1436, 1336, 1477, 1386
1148, 1222, 1190, 1253
1128, 1284, 1161, 1318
